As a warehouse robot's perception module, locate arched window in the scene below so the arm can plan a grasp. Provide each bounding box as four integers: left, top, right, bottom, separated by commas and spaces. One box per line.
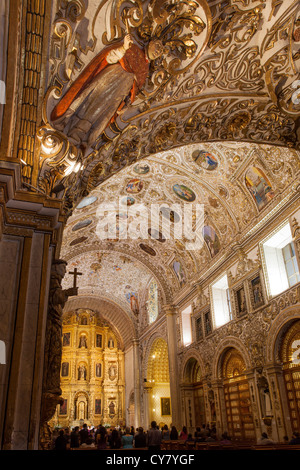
148, 279, 159, 324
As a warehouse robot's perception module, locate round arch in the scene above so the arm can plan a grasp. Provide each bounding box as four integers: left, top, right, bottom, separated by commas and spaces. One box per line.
64, 295, 136, 350
212, 336, 252, 380
181, 349, 205, 384
265, 306, 300, 364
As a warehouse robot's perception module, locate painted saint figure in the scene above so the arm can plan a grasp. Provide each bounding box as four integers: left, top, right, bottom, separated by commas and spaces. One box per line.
51, 34, 163, 149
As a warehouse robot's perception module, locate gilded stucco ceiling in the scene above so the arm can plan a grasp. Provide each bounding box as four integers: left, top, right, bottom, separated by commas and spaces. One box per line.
35, 0, 300, 210
61, 141, 300, 317
39, 0, 300, 335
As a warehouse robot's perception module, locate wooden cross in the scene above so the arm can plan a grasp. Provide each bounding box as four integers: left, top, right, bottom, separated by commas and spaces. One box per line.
69, 268, 82, 288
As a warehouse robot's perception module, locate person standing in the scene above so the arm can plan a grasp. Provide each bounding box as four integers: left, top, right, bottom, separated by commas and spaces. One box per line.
147, 421, 162, 451
134, 427, 147, 448
70, 426, 80, 449
54, 430, 68, 451
79, 423, 89, 445
121, 427, 134, 449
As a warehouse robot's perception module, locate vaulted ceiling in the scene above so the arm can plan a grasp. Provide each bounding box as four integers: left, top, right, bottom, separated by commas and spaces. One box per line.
40, 1, 300, 338
36, 0, 300, 206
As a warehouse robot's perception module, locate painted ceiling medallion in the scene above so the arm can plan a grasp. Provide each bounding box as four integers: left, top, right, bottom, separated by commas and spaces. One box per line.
160, 207, 181, 223
148, 228, 166, 243
192, 150, 218, 171
126, 179, 144, 194
173, 184, 196, 202
72, 219, 92, 231
69, 236, 88, 246
133, 163, 150, 175
76, 196, 98, 209
139, 244, 157, 256
121, 196, 135, 206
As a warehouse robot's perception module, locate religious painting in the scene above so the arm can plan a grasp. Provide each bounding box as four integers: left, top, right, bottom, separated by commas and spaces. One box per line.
108, 221, 125, 238
195, 316, 203, 341
192, 150, 218, 171
96, 363, 102, 378
250, 275, 264, 309
69, 236, 88, 246
235, 286, 247, 317
161, 397, 171, 416
133, 163, 150, 175
173, 184, 196, 202
126, 292, 139, 315
204, 311, 212, 336
121, 196, 135, 207
148, 280, 159, 324
96, 334, 103, 348
173, 260, 186, 288
203, 225, 221, 258
63, 332, 71, 347
61, 362, 69, 377
95, 399, 101, 415
148, 228, 166, 243
160, 206, 181, 223
139, 243, 156, 256
126, 179, 144, 194
245, 166, 275, 211
81, 316, 88, 325
59, 399, 68, 416
76, 196, 98, 209
72, 219, 93, 232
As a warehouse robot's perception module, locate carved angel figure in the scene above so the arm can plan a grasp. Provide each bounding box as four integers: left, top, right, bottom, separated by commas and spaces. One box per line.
51, 34, 163, 149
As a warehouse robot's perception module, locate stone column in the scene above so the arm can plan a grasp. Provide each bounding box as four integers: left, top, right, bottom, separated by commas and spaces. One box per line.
163, 305, 181, 428
246, 369, 263, 442
132, 339, 141, 428
264, 363, 292, 442
143, 382, 153, 430
211, 378, 227, 435
0, 161, 64, 450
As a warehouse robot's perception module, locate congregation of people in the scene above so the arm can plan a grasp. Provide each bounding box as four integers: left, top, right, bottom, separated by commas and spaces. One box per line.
52, 422, 300, 451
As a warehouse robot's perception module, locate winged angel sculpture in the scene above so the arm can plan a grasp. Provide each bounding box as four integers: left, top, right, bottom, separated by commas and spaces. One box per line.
39, 0, 211, 196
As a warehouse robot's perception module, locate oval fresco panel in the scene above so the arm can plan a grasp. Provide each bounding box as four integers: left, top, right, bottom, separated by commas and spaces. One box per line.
133, 163, 150, 175
126, 179, 144, 194
76, 196, 98, 209
72, 219, 93, 232
160, 206, 181, 223
121, 196, 135, 207
148, 228, 166, 243
139, 243, 156, 256
69, 236, 88, 246
173, 184, 196, 202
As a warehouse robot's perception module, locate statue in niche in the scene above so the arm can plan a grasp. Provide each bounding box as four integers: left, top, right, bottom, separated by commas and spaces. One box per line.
40, 259, 78, 449
257, 375, 273, 418
79, 335, 87, 348
78, 365, 87, 380
50, 34, 163, 150
109, 401, 116, 416
109, 364, 117, 381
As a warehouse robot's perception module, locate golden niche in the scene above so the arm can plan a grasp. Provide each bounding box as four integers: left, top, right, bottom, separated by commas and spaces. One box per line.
50, 309, 125, 429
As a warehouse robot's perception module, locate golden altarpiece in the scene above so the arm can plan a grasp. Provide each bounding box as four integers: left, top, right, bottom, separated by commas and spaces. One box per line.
50, 309, 125, 429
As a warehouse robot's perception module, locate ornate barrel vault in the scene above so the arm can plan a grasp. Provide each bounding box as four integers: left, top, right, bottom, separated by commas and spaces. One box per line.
0, 0, 300, 450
